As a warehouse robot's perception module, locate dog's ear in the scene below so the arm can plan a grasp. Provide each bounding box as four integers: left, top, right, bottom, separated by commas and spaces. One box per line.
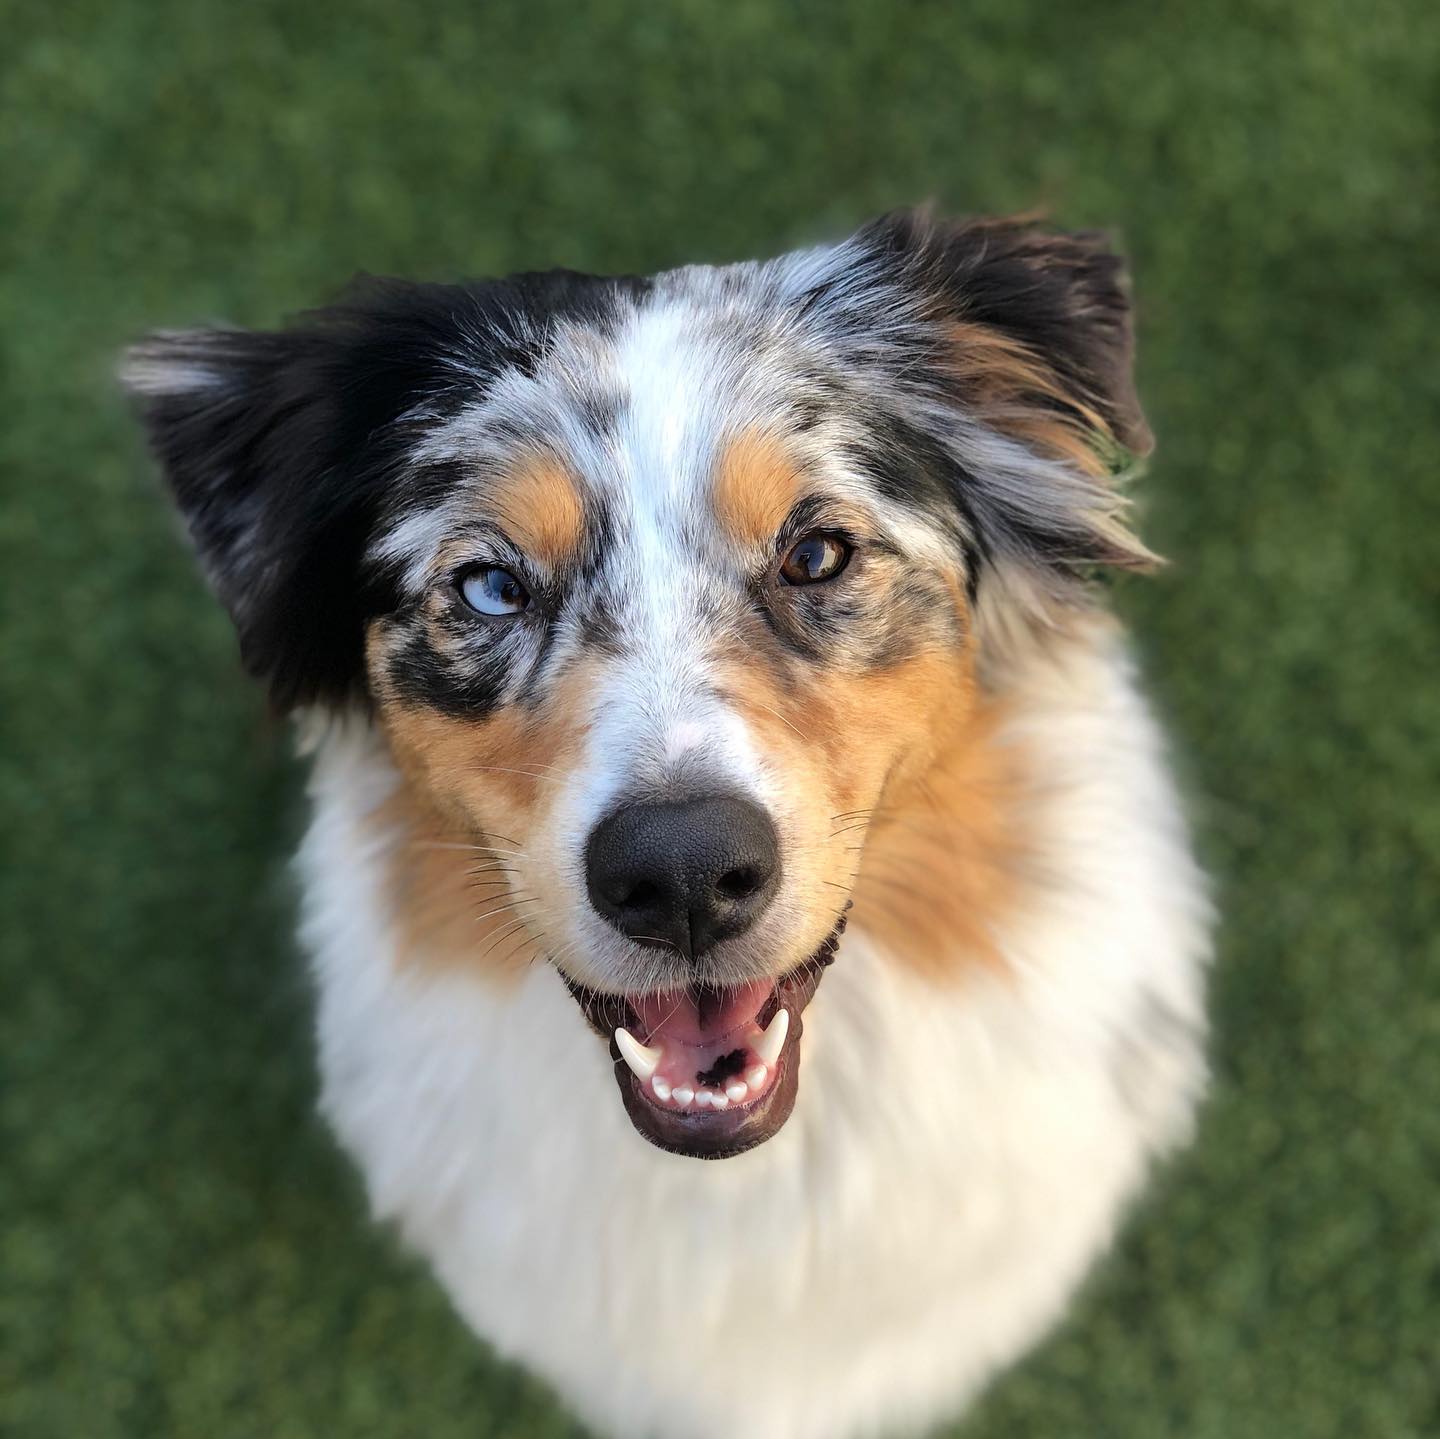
123, 281, 528, 711
124, 315, 425, 710
835, 210, 1158, 583
862, 208, 1152, 462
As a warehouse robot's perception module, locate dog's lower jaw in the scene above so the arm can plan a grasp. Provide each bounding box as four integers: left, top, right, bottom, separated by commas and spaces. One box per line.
299, 632, 1209, 1439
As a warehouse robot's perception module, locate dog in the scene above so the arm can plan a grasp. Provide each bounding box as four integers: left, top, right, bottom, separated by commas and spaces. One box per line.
124, 210, 1210, 1439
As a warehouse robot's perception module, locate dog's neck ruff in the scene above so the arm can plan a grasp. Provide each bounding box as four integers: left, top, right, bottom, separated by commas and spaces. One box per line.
298, 624, 1209, 1439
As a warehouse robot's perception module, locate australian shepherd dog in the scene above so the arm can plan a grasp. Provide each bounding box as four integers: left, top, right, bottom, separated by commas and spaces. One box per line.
124, 210, 1209, 1439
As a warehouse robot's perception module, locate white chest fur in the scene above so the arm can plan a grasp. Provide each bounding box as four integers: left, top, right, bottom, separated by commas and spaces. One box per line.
297, 637, 1209, 1439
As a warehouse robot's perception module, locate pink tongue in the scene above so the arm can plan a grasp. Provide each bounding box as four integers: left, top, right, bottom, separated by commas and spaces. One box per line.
631, 980, 773, 1047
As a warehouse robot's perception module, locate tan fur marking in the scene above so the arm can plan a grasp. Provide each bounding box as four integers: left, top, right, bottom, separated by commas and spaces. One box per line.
712, 430, 806, 547
369, 783, 533, 981
492, 453, 586, 565
851, 700, 1028, 979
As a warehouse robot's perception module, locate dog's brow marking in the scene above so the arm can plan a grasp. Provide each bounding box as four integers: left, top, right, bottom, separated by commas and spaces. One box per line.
711, 428, 806, 548
491, 453, 586, 566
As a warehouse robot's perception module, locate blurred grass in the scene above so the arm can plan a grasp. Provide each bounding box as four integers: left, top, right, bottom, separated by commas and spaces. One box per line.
2, 1, 1438, 1435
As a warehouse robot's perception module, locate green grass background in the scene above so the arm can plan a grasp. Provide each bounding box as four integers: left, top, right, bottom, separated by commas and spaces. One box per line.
3, 1, 1438, 1435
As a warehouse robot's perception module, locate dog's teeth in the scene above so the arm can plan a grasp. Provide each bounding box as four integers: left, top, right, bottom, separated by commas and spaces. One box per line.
753, 1008, 789, 1068
725, 1080, 748, 1102
652, 1075, 672, 1102
615, 1027, 661, 1082
694, 1089, 715, 1108
672, 1085, 695, 1107
710, 1090, 730, 1110
745, 1065, 768, 1089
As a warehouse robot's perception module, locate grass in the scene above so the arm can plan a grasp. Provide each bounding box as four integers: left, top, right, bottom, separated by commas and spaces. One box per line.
2, 1, 1438, 1435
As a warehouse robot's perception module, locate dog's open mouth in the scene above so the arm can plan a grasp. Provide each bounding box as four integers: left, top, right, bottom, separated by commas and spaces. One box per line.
565, 910, 849, 1159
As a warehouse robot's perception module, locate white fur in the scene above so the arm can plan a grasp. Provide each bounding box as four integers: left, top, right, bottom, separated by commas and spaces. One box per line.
297, 621, 1208, 1439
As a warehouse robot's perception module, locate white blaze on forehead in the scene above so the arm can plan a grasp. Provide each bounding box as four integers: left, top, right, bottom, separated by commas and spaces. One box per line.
609, 297, 733, 512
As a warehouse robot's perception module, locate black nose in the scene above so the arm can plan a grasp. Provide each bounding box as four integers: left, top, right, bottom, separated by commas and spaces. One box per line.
585, 796, 781, 958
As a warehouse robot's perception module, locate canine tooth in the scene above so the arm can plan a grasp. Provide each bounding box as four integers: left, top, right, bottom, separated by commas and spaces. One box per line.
745, 1065, 768, 1089
672, 1085, 695, 1107
615, 1027, 661, 1082
725, 1080, 748, 1102
652, 1075, 672, 1102
753, 1008, 789, 1068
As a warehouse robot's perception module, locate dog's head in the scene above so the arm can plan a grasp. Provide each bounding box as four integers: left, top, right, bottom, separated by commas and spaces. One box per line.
125, 212, 1152, 1159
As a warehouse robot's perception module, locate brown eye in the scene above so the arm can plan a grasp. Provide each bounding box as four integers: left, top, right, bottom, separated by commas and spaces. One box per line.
779, 533, 851, 586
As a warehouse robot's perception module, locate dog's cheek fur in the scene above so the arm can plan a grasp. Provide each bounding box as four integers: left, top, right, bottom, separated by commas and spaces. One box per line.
365, 627, 600, 978
849, 692, 1029, 980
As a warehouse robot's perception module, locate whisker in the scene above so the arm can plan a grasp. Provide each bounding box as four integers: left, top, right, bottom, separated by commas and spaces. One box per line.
468, 765, 564, 787
478, 916, 533, 962
746, 697, 811, 744
544, 938, 584, 973
498, 926, 546, 968
628, 937, 684, 954
649, 985, 689, 1033
473, 896, 542, 924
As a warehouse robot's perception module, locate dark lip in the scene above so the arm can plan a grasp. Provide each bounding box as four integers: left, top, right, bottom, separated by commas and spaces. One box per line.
562, 906, 850, 1160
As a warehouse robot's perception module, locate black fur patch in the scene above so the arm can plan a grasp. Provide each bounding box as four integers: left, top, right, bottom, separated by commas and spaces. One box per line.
384, 626, 511, 718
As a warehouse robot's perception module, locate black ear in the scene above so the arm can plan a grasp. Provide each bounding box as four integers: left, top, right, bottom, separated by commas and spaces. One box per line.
861, 208, 1153, 459
123, 276, 593, 710
124, 320, 385, 710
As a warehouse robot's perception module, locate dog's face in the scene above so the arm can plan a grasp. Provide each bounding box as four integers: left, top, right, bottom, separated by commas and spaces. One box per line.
126, 212, 1152, 1159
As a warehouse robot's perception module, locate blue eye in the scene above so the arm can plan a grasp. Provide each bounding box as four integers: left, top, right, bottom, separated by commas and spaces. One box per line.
459, 564, 531, 617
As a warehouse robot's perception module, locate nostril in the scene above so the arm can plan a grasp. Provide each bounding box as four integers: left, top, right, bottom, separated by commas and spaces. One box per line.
715, 866, 765, 901
618, 878, 662, 911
